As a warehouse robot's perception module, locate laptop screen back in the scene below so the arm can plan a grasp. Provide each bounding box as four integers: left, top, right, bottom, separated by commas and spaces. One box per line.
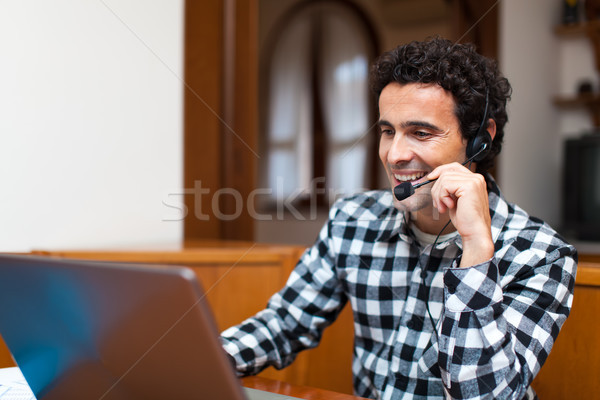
0, 254, 246, 400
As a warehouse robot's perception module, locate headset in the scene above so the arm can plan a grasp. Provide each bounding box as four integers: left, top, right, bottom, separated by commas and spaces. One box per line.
393, 89, 492, 201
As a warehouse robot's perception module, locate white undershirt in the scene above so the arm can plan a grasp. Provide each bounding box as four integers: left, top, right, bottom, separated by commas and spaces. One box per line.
410, 223, 459, 246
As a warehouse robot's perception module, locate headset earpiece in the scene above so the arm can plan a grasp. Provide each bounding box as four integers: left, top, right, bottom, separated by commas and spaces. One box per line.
466, 130, 492, 162
465, 89, 492, 163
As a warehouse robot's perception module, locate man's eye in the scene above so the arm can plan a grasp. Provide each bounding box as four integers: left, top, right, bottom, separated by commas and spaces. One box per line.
415, 131, 431, 138
380, 128, 394, 136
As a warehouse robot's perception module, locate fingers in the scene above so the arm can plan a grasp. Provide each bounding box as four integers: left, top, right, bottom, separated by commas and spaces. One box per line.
428, 163, 480, 212
426, 162, 469, 181
428, 163, 490, 236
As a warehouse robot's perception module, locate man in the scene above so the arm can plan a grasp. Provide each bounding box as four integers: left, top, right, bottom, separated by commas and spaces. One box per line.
221, 37, 577, 399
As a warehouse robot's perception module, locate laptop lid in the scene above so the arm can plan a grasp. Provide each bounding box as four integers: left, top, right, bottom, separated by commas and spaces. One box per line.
0, 254, 247, 400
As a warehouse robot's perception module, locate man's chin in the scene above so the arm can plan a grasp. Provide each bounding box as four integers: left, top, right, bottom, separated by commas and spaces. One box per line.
390, 190, 430, 213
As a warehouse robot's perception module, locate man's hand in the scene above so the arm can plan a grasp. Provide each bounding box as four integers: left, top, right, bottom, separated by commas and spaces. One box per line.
427, 163, 494, 268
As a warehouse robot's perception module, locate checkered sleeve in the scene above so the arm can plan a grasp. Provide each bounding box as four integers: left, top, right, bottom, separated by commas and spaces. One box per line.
220, 206, 347, 376
437, 232, 577, 399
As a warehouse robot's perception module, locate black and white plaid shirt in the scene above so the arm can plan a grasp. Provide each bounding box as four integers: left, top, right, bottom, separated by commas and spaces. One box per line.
221, 176, 577, 399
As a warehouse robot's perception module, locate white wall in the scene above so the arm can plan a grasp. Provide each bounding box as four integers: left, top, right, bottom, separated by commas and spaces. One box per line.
498, 0, 563, 228
0, 0, 184, 251
557, 36, 597, 137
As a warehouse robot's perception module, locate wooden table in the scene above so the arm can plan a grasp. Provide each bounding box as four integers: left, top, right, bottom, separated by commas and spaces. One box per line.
242, 376, 368, 400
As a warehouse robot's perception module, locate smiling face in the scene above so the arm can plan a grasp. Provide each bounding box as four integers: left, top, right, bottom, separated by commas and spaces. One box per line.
378, 82, 468, 216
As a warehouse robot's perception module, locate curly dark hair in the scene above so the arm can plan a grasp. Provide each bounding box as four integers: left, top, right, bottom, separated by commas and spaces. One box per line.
369, 36, 512, 172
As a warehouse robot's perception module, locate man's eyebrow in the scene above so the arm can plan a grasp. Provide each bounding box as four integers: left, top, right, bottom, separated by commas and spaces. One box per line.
377, 119, 443, 132
401, 120, 443, 131
377, 119, 393, 128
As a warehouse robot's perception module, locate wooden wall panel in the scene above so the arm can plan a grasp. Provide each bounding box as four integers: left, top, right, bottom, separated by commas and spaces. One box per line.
0, 335, 14, 368
531, 262, 600, 398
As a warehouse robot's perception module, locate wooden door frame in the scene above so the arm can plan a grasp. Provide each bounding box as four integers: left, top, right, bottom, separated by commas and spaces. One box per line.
183, 0, 258, 241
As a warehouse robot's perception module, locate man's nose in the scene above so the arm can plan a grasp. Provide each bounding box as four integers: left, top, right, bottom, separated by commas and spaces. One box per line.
388, 134, 414, 164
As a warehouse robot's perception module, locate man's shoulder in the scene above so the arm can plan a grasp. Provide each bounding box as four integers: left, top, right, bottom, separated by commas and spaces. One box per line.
505, 203, 567, 240
486, 177, 575, 259
494, 196, 575, 258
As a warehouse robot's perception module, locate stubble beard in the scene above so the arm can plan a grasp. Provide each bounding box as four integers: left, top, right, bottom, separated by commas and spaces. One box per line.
391, 189, 444, 223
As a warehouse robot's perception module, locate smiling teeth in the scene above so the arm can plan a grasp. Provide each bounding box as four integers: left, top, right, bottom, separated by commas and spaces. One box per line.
394, 172, 426, 182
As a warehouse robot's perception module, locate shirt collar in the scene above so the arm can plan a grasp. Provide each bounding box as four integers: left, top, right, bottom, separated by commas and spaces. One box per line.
373, 192, 408, 242
486, 174, 510, 244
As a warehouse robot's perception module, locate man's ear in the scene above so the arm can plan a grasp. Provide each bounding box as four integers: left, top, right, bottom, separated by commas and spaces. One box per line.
487, 118, 497, 141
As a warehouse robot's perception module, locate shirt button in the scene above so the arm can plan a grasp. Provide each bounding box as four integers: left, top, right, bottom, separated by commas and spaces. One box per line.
406, 319, 415, 329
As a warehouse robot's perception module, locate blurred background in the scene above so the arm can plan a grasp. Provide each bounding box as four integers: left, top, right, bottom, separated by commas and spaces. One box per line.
1, 0, 597, 251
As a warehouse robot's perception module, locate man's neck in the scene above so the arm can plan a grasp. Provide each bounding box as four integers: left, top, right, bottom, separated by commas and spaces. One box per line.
409, 209, 456, 236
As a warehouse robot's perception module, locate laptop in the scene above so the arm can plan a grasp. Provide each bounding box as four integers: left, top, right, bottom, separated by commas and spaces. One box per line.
0, 254, 303, 400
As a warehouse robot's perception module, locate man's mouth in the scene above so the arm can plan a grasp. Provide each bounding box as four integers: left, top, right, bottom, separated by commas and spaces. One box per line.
393, 171, 427, 183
